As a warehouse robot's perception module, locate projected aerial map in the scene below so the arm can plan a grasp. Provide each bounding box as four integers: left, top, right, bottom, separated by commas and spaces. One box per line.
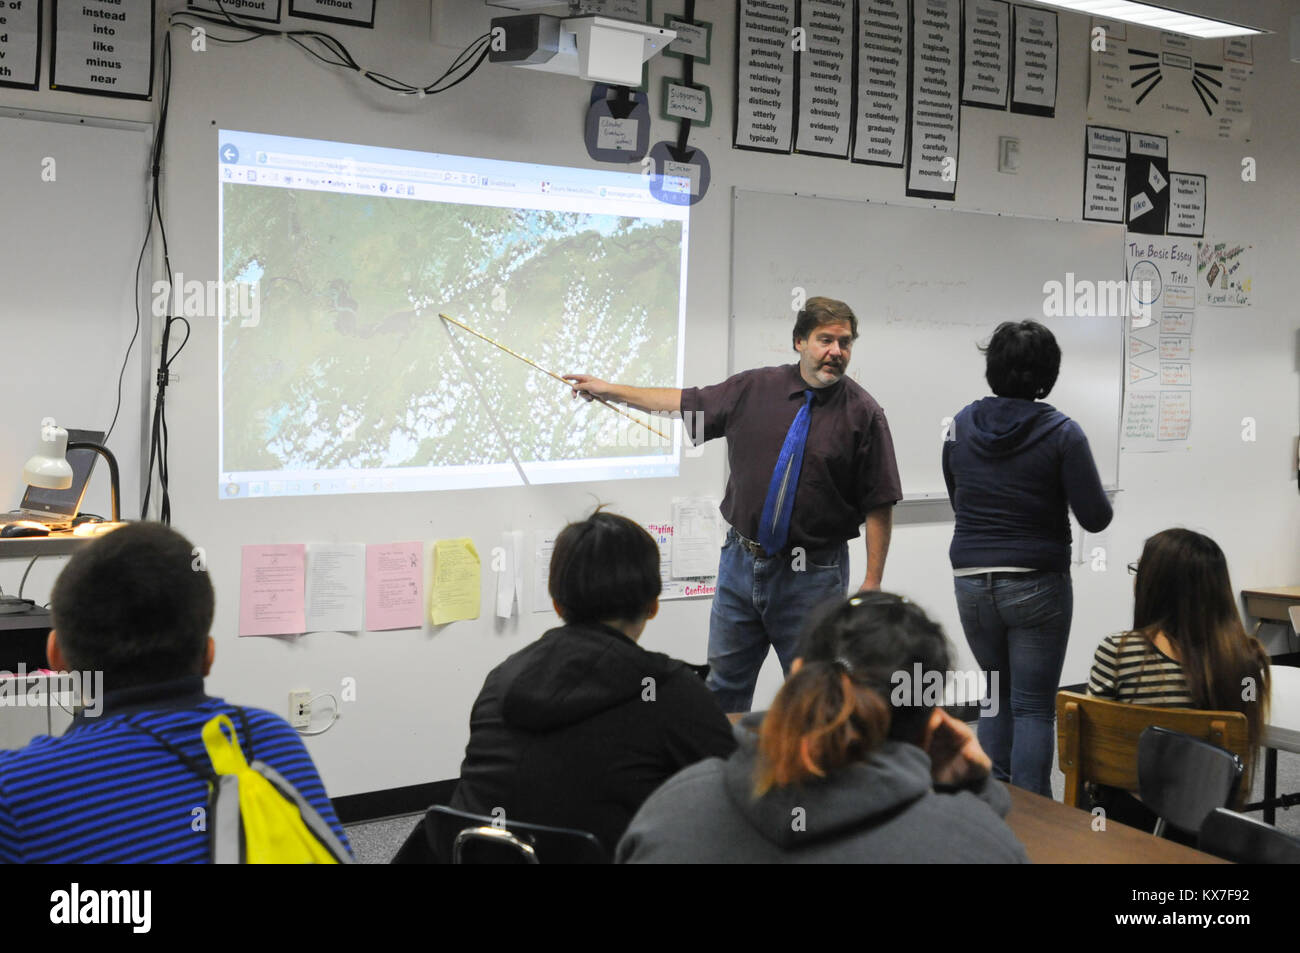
220, 183, 684, 491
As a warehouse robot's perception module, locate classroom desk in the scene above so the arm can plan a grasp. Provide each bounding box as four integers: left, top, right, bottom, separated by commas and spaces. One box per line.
1253, 664, 1300, 824
0, 534, 92, 558
0, 535, 92, 668
726, 713, 1244, 859
1242, 586, 1300, 626
1242, 587, 1300, 658
0, 608, 52, 670
1006, 786, 1228, 864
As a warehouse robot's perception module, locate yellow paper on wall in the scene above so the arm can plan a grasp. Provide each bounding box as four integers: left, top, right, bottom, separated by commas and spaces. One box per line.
430, 538, 481, 625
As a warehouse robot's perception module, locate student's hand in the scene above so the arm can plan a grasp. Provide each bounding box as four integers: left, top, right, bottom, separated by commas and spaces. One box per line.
927, 709, 992, 787
564, 374, 611, 401
858, 577, 880, 592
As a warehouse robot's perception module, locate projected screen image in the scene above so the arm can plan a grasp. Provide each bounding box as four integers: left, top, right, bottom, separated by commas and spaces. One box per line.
217, 130, 690, 499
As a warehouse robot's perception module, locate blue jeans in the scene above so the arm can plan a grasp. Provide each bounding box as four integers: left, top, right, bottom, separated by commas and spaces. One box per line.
953, 571, 1073, 797
705, 528, 850, 713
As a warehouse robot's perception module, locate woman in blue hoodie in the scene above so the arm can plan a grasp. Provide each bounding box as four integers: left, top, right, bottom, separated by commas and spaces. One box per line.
943, 321, 1113, 796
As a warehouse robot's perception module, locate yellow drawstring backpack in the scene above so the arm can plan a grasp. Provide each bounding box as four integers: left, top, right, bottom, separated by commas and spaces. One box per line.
130, 709, 352, 864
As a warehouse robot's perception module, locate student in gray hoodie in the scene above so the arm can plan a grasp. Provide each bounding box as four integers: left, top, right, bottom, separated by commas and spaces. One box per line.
616, 592, 1029, 864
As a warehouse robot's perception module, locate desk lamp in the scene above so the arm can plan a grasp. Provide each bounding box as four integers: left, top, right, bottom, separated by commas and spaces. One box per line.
22, 418, 121, 522
0, 421, 122, 614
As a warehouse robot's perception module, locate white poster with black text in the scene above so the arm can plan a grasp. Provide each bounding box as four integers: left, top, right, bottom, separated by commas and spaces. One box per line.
853, 0, 909, 166
961, 0, 1008, 108
906, 0, 960, 199
735, 0, 797, 153
795, 0, 854, 158
1010, 4, 1056, 116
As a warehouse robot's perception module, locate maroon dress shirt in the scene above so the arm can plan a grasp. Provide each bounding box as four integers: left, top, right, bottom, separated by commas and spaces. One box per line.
680, 364, 902, 551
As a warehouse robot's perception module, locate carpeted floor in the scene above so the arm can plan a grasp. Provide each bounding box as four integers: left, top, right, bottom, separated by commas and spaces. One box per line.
345, 812, 423, 865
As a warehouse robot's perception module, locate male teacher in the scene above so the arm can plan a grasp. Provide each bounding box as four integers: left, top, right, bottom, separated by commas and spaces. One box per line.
566, 296, 902, 712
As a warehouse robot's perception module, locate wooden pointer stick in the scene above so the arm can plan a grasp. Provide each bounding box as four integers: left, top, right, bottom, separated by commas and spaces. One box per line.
438, 312, 672, 441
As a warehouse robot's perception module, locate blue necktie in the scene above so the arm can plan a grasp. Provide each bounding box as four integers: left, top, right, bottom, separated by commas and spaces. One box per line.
757, 389, 815, 557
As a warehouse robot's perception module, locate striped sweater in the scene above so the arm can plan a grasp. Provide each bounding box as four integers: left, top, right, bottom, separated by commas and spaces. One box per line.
1087, 632, 1195, 707
0, 677, 350, 863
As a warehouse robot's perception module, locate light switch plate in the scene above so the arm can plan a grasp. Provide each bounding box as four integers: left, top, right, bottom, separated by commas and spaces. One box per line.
998, 136, 1021, 174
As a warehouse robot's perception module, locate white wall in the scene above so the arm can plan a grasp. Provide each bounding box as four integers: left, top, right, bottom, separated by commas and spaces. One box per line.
0, 0, 156, 610
0, 114, 151, 579
3, 0, 1297, 797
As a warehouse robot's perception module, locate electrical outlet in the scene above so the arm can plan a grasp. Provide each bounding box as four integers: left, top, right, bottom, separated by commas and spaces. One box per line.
289, 690, 312, 729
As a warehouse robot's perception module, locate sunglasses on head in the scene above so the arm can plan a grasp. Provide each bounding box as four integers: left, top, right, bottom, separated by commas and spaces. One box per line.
843, 591, 910, 620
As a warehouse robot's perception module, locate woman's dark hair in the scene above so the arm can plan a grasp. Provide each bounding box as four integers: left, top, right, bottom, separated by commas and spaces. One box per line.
755, 592, 951, 795
1128, 528, 1270, 749
51, 521, 214, 691
981, 320, 1061, 399
548, 507, 662, 625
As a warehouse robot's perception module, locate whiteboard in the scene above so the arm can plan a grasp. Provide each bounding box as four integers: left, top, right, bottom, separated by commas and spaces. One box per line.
730, 189, 1125, 499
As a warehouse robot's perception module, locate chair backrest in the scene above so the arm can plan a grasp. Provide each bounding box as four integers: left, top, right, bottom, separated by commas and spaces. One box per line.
424, 805, 608, 864
1137, 726, 1243, 836
452, 824, 540, 864
1199, 808, 1300, 864
1055, 691, 1251, 810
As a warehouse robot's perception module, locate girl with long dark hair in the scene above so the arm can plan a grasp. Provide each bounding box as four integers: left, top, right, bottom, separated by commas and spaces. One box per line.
1089, 527, 1270, 748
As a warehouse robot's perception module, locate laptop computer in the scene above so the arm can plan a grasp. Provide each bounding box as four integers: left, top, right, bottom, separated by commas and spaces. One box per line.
3, 428, 106, 531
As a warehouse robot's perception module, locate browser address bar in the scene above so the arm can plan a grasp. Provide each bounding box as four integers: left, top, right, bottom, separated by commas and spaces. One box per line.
262, 153, 354, 173
355, 163, 459, 182
261, 153, 463, 182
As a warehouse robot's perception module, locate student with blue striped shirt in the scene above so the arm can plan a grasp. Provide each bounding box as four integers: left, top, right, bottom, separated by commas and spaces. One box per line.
0, 522, 349, 863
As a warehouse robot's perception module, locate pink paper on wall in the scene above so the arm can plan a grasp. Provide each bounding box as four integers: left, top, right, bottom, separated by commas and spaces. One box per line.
366, 541, 424, 631
239, 544, 307, 637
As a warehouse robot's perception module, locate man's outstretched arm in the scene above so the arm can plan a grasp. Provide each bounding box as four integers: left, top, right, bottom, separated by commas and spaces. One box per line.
564, 375, 682, 415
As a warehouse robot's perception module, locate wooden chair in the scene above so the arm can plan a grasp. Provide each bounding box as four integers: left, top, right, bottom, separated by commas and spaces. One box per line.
1055, 691, 1252, 812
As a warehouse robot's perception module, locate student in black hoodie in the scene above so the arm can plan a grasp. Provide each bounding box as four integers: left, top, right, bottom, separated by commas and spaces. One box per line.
449, 509, 737, 857
943, 321, 1113, 797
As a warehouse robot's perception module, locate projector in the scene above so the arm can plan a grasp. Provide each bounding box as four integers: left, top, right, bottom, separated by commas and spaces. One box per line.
489, 14, 675, 86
